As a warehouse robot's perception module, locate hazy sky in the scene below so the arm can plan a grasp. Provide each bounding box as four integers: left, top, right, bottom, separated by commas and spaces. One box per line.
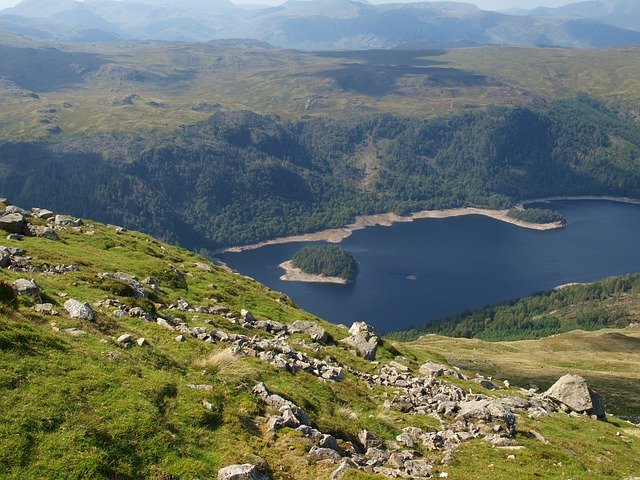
0, 0, 578, 11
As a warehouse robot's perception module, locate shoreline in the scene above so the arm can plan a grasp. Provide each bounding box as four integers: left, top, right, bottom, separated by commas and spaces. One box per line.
220, 206, 564, 254
519, 195, 640, 206
278, 261, 348, 285
219, 195, 640, 254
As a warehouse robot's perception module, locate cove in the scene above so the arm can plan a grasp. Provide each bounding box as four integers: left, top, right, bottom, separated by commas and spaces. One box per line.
219, 200, 640, 333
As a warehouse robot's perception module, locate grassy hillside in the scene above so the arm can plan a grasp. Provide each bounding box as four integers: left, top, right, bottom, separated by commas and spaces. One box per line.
388, 274, 640, 342
2, 39, 640, 140
404, 327, 640, 423
1, 203, 639, 479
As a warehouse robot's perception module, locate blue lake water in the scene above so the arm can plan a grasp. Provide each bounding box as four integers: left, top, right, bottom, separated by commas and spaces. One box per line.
219, 200, 640, 333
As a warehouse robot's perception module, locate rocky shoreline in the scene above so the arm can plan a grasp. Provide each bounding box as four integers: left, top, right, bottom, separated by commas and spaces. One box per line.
278, 260, 348, 285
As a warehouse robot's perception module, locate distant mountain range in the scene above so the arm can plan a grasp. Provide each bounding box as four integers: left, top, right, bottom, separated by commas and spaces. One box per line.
1, 0, 640, 48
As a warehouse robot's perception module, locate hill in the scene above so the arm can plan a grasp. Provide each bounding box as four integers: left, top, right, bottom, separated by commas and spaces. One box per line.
387, 273, 640, 342
1, 200, 639, 478
291, 245, 359, 282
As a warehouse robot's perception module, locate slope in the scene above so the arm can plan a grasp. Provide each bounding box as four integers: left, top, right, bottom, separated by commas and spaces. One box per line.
1, 200, 639, 479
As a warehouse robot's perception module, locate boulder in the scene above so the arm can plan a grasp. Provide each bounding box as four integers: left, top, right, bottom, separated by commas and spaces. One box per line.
309, 446, 342, 462
63, 299, 95, 321
0, 213, 26, 234
343, 334, 378, 360
544, 374, 605, 419
343, 322, 379, 360
116, 334, 134, 347
217, 464, 270, 480
12, 279, 41, 298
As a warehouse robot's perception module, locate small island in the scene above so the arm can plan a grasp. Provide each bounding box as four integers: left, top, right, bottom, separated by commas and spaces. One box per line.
279, 245, 359, 284
506, 208, 566, 226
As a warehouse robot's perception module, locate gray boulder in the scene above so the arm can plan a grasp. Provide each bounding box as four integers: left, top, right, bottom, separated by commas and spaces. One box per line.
12, 279, 41, 298
116, 334, 134, 347
31, 208, 55, 220
343, 322, 379, 360
309, 446, 342, 462
217, 464, 270, 480
0, 213, 26, 234
64, 299, 95, 321
544, 374, 605, 419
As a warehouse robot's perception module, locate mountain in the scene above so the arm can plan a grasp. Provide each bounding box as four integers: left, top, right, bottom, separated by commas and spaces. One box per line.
0, 199, 639, 478
527, 0, 640, 32
2, 0, 640, 47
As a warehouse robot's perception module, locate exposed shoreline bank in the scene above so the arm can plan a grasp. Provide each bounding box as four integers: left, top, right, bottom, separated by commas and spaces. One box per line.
519, 195, 640, 206
220, 206, 564, 254
278, 260, 348, 285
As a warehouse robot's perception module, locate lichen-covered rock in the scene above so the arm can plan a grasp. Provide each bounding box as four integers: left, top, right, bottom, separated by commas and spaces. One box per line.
217, 464, 270, 480
64, 299, 95, 321
290, 320, 329, 343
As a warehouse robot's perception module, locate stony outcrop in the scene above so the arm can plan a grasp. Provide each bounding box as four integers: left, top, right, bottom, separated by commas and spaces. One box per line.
343, 322, 379, 360
290, 320, 329, 343
543, 374, 606, 419
64, 299, 95, 321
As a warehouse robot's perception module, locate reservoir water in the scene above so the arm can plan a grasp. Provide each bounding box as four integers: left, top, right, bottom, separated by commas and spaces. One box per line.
219, 200, 640, 333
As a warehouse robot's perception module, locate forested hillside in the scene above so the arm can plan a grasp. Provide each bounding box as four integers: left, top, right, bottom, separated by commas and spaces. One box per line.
388, 274, 640, 342
1, 97, 639, 250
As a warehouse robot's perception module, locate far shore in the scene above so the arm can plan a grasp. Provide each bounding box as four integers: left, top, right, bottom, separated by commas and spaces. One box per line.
219, 195, 640, 255
278, 260, 348, 285
220, 206, 564, 254
519, 195, 640, 206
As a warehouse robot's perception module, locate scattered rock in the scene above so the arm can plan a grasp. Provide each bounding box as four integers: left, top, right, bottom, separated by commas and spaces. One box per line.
176, 334, 186, 342
137, 338, 149, 347
63, 299, 95, 321
217, 464, 270, 480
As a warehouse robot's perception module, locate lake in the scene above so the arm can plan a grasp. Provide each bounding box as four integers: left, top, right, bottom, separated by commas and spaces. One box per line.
219, 200, 640, 333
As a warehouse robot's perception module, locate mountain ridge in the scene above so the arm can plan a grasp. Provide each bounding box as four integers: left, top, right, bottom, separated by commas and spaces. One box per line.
2, 0, 640, 48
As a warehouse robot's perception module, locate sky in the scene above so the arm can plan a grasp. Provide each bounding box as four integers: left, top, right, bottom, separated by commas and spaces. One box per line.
0, 0, 579, 11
